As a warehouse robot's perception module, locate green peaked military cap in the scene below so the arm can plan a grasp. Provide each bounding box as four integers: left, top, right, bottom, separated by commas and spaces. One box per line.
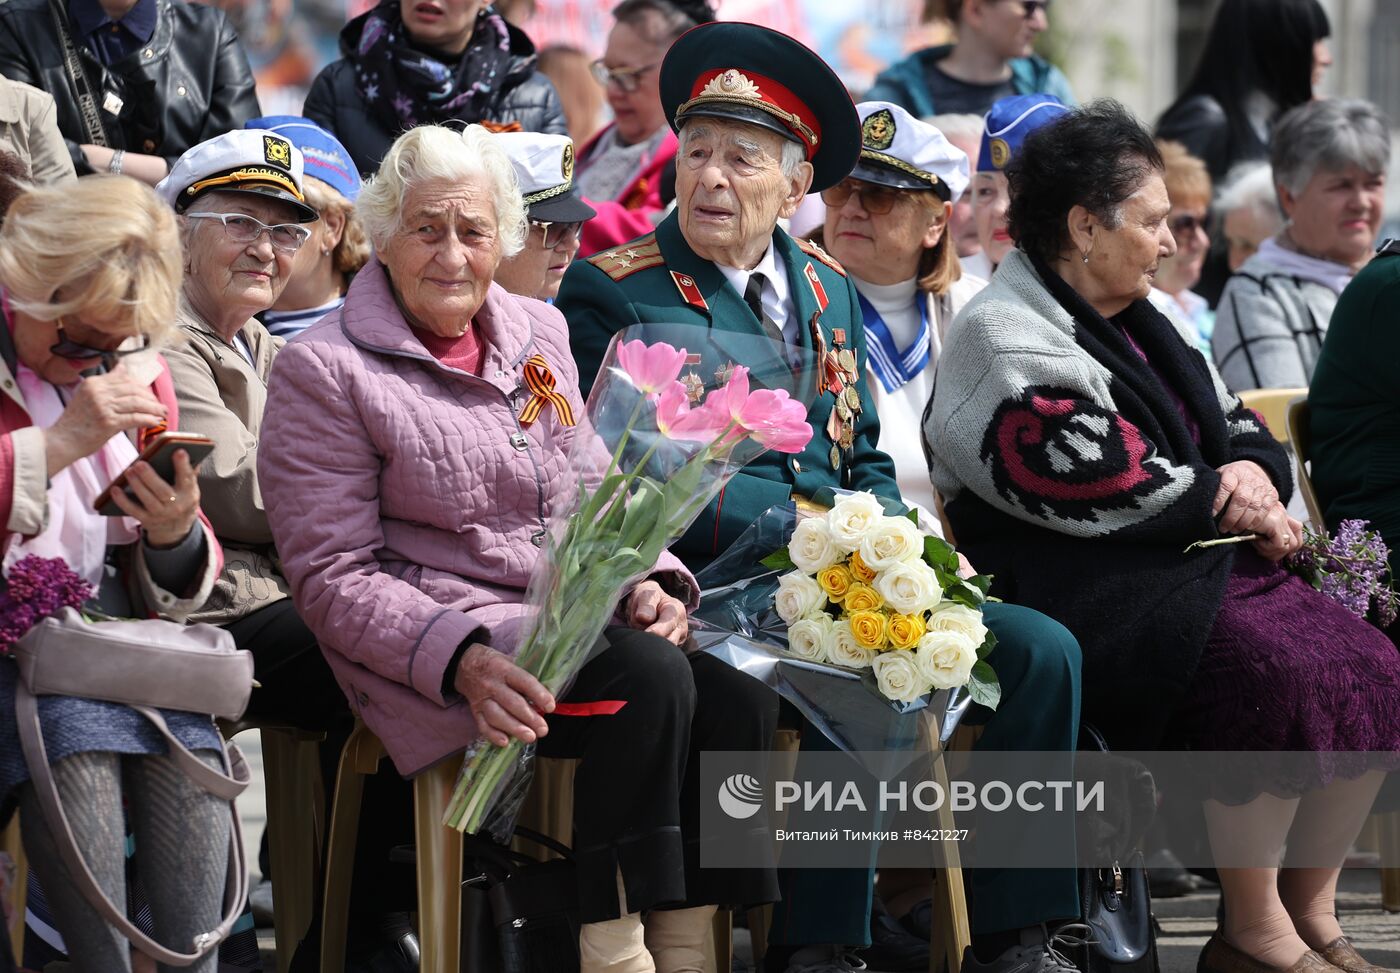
660, 21, 860, 192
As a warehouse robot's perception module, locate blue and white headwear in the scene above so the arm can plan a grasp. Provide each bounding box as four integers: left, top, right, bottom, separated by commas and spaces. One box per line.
978, 94, 1069, 174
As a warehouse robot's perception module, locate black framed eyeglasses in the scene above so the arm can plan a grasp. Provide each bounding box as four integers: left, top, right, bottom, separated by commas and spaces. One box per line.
1169, 212, 1211, 237
185, 211, 312, 253
1009, 0, 1050, 16
50, 321, 151, 371
531, 220, 584, 250
820, 179, 918, 216
589, 59, 659, 93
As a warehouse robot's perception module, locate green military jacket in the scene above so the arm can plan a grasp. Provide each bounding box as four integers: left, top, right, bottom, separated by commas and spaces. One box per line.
557, 210, 901, 568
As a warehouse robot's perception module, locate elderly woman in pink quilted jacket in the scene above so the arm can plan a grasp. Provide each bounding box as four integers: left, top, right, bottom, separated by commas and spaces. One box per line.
258, 124, 777, 973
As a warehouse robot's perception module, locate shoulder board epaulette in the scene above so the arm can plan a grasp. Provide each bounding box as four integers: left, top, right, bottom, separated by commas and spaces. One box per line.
795, 237, 847, 277
587, 234, 664, 281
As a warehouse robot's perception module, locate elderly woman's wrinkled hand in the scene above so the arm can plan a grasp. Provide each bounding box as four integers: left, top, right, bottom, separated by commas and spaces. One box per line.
1252, 509, 1305, 562
627, 579, 690, 645
111, 449, 201, 548
1213, 460, 1281, 535
45, 364, 168, 476
456, 643, 556, 747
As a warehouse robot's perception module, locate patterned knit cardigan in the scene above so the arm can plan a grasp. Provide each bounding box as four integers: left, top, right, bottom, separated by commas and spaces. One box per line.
923, 249, 1292, 749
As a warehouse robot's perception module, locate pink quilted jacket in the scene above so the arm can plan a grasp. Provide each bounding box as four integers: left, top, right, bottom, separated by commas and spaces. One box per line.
258, 258, 696, 777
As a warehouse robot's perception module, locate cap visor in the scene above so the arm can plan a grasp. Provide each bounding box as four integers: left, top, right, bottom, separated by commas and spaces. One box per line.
186, 183, 318, 223
850, 158, 950, 200
528, 191, 597, 223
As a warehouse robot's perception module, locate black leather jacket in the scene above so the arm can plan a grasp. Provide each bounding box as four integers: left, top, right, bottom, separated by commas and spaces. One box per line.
303, 9, 565, 177
0, 0, 260, 174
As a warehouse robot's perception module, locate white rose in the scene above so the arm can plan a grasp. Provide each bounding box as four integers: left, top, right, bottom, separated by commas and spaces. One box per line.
826, 618, 876, 668
872, 651, 931, 704
788, 518, 842, 573
858, 516, 924, 571
787, 614, 834, 663
915, 630, 979, 690
873, 560, 943, 615
926, 604, 989, 648
775, 572, 827, 625
826, 491, 885, 553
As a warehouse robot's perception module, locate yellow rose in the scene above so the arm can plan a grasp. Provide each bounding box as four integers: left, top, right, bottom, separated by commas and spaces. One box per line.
843, 583, 885, 613
848, 610, 889, 649
887, 612, 927, 650
848, 551, 877, 584
817, 564, 854, 601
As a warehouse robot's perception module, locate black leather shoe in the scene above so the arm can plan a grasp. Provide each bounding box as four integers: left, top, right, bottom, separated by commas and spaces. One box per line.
898, 896, 933, 943
860, 897, 930, 972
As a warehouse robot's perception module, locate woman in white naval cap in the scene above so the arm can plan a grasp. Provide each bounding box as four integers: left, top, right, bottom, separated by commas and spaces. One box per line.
817, 101, 982, 534
495, 132, 598, 302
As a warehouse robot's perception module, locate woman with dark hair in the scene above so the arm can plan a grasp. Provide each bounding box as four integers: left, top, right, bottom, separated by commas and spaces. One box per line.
1156, 0, 1331, 184
926, 100, 1400, 973
302, 0, 566, 177
575, 0, 714, 256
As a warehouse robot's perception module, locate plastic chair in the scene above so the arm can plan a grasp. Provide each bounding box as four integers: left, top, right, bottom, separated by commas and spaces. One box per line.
2, 812, 25, 966
1285, 397, 1326, 528
320, 721, 463, 973
220, 720, 326, 973
1239, 387, 1309, 444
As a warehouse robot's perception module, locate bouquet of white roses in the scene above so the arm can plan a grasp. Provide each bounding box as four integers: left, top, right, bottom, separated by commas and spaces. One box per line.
763, 492, 1000, 709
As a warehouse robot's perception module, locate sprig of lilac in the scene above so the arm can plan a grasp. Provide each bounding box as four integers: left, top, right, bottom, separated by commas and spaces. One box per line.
1285, 519, 1399, 628
0, 555, 93, 654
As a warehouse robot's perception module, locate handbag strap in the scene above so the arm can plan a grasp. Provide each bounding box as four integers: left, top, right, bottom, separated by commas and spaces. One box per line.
15, 680, 249, 966
45, 0, 109, 147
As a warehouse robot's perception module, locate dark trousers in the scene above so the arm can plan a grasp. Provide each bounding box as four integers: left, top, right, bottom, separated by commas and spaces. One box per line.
769, 602, 1083, 946
539, 626, 781, 923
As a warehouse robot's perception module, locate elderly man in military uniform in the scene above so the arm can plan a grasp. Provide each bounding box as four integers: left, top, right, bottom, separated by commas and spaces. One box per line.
559, 22, 1084, 973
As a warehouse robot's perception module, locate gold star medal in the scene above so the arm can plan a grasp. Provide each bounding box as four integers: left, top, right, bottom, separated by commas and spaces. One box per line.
714, 361, 736, 385
682, 354, 705, 404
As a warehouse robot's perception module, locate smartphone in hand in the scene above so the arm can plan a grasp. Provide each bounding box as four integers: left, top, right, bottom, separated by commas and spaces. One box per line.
93, 431, 214, 517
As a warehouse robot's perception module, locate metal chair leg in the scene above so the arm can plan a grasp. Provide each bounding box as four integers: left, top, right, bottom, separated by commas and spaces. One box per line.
1380, 811, 1400, 914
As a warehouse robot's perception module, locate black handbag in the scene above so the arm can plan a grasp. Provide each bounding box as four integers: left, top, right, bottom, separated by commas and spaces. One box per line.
1073, 725, 1161, 973
459, 827, 580, 973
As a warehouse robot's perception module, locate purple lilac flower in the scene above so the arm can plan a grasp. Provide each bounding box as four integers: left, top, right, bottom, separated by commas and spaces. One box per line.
1287, 520, 1398, 628
0, 555, 92, 654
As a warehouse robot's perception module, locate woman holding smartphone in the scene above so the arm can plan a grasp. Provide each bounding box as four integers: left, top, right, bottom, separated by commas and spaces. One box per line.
0, 175, 231, 973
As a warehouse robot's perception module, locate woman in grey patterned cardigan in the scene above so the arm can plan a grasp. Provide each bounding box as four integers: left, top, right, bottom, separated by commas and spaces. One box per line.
925, 100, 1400, 973
1212, 98, 1389, 391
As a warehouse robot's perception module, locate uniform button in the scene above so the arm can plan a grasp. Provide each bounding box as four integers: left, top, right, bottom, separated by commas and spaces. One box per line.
792, 459, 802, 473
2, 379, 12, 390
176, 85, 186, 96
142, 47, 153, 58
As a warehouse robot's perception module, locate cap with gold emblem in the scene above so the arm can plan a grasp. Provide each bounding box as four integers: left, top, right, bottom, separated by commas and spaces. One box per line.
978, 93, 1068, 174
659, 21, 860, 192
155, 129, 318, 222
851, 101, 970, 203
494, 131, 597, 223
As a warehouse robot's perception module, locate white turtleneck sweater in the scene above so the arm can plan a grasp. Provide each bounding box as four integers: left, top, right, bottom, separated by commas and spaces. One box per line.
853, 270, 988, 537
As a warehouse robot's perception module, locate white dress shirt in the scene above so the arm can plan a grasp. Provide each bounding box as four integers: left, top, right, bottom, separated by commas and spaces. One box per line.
716, 244, 795, 347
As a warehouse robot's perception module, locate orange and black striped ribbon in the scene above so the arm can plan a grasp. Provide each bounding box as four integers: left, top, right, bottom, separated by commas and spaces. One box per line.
138, 419, 168, 450
519, 354, 576, 427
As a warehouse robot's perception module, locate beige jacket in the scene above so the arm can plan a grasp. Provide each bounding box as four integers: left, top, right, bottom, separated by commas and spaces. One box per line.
0, 76, 74, 184
163, 301, 289, 624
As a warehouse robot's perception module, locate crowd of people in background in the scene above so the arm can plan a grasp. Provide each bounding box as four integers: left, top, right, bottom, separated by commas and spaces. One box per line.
0, 0, 1397, 971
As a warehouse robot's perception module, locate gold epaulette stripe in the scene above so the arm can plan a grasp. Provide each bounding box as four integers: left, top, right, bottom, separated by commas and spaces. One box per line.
796, 237, 847, 277
587, 234, 664, 281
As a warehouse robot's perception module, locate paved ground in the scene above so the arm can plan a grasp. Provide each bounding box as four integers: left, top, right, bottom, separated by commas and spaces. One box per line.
236, 733, 1400, 972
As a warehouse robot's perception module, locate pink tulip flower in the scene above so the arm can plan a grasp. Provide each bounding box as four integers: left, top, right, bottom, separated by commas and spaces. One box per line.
615, 340, 687, 397
655, 381, 729, 442
739, 389, 813, 453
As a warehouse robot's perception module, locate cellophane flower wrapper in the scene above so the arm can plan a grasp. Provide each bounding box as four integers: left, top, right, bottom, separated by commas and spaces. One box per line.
691, 501, 973, 780
444, 323, 820, 837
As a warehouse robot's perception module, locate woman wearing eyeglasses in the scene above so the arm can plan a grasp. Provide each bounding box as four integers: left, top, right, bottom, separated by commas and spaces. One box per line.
495, 132, 597, 301
574, 0, 714, 258
866, 0, 1073, 120
1148, 141, 1215, 356
0, 174, 234, 973
303, 0, 567, 178
155, 129, 359, 767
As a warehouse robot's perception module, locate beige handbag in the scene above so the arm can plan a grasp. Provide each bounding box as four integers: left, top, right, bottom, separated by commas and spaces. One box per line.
11, 607, 255, 966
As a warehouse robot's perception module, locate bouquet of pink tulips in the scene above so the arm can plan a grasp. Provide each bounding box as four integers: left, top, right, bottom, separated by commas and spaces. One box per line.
443, 326, 816, 835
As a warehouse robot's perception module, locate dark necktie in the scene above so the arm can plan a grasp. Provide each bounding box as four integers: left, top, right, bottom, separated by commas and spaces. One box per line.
744, 272, 785, 346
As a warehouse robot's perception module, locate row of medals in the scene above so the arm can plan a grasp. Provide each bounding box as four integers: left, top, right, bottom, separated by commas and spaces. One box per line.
821, 327, 861, 471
